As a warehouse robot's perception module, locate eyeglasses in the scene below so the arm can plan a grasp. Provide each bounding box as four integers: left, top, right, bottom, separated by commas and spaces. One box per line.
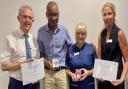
20, 15, 34, 21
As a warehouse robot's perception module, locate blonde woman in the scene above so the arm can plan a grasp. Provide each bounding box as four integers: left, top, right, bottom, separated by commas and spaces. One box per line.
66, 23, 97, 89
98, 3, 128, 89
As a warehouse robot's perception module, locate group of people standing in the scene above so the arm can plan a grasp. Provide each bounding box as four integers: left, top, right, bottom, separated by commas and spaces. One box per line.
1, 1, 128, 89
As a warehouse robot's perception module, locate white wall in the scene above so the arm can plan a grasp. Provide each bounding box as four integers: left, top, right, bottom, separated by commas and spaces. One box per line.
0, 0, 128, 89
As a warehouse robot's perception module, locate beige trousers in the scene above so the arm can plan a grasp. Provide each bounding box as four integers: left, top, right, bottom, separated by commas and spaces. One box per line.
42, 69, 69, 89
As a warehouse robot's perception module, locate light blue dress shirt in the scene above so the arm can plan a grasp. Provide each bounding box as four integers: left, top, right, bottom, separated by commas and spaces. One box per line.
37, 24, 72, 66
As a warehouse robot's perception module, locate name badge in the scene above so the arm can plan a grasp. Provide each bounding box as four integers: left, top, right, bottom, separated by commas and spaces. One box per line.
106, 39, 113, 43
74, 52, 79, 56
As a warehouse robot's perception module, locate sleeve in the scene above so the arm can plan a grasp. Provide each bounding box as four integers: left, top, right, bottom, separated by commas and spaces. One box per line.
37, 29, 45, 57
0, 36, 12, 61
90, 44, 98, 66
65, 28, 73, 48
33, 36, 40, 59
65, 48, 71, 68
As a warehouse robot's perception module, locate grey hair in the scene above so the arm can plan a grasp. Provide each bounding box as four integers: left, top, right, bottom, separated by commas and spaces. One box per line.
18, 5, 33, 16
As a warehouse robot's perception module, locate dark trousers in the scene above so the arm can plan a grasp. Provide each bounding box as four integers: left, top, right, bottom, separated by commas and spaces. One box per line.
8, 77, 40, 89
98, 81, 124, 89
70, 83, 95, 89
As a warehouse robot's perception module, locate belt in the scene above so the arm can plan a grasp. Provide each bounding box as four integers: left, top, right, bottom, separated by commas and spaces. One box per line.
45, 66, 68, 71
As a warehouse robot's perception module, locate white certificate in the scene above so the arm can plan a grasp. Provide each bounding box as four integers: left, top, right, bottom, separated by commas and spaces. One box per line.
21, 58, 45, 85
93, 59, 118, 81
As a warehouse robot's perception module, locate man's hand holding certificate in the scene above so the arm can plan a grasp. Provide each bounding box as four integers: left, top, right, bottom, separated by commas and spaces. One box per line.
21, 58, 44, 85
93, 59, 118, 81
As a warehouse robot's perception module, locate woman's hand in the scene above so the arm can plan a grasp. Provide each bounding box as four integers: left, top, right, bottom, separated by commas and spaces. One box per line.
79, 68, 90, 81
111, 79, 124, 86
71, 73, 80, 82
66, 69, 80, 82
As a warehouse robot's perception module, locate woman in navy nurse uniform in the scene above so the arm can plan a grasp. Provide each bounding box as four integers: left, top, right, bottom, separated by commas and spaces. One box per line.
66, 23, 97, 89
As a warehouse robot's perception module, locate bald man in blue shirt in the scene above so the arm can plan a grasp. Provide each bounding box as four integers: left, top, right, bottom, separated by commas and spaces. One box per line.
37, 1, 72, 89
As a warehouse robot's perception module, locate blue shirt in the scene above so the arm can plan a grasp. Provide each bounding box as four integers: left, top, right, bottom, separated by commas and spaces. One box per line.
66, 43, 97, 85
37, 24, 72, 66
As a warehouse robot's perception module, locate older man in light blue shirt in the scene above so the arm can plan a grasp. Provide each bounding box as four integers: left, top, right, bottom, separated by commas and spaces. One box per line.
37, 1, 72, 89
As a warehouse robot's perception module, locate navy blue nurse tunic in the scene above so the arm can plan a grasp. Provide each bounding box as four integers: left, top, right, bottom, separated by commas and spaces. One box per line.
66, 43, 97, 89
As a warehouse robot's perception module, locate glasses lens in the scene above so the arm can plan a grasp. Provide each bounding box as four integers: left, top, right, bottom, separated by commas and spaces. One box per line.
20, 15, 33, 21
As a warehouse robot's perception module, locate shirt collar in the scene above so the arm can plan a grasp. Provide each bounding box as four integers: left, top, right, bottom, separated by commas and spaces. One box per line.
46, 24, 60, 33
19, 29, 30, 37
74, 42, 86, 51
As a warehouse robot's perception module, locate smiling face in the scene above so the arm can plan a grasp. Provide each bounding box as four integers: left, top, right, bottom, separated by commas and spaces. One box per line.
46, 2, 59, 30
17, 7, 34, 33
75, 24, 87, 45
102, 3, 116, 27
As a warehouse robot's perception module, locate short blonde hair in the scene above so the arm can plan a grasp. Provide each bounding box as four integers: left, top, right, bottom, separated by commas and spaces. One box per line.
18, 5, 33, 16
75, 23, 87, 35
102, 3, 116, 17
